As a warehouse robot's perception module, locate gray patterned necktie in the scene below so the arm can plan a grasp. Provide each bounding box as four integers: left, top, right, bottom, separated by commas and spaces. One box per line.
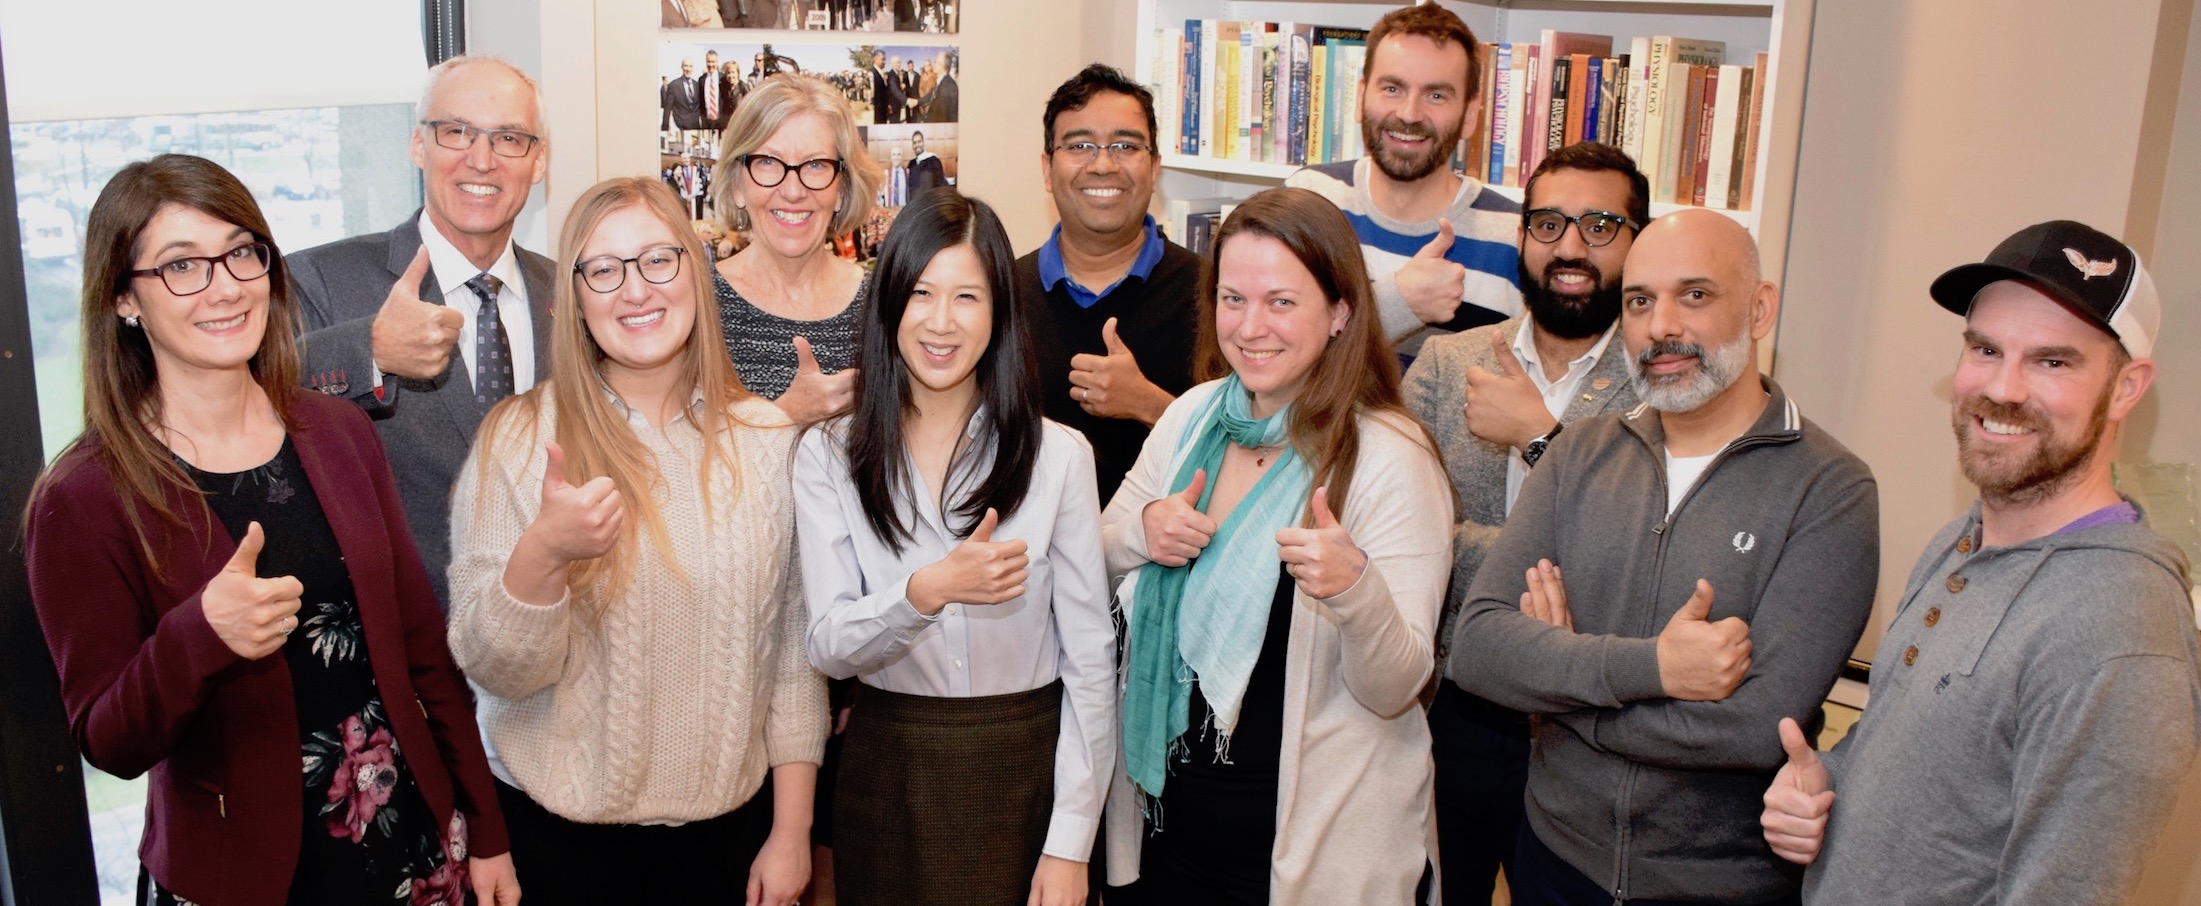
467, 274, 513, 406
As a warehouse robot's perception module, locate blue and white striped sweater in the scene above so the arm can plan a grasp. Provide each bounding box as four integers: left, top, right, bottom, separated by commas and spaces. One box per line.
1285, 158, 1523, 359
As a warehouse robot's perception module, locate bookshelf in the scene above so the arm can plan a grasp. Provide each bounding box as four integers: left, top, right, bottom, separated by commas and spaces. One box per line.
1123, 0, 1814, 286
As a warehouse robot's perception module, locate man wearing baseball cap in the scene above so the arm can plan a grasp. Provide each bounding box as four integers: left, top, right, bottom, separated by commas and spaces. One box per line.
1761, 220, 2201, 905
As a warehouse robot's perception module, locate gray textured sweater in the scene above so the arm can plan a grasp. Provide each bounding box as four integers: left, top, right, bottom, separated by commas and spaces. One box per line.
1805, 504, 2201, 905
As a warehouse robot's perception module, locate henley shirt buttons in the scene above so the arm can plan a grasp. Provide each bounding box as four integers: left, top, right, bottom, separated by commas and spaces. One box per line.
1924, 607, 1941, 627
1904, 645, 1919, 666
1957, 535, 1973, 554
1946, 574, 1968, 593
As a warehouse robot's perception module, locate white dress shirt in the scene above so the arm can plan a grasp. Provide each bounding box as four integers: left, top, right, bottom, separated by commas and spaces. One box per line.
1502, 315, 1619, 514
793, 415, 1117, 862
414, 209, 536, 394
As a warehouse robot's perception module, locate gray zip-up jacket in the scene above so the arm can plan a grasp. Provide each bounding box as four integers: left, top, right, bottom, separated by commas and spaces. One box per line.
1447, 377, 1879, 903
1805, 504, 2200, 906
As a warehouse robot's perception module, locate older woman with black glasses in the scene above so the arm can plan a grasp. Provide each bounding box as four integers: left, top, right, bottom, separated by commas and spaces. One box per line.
710, 73, 885, 424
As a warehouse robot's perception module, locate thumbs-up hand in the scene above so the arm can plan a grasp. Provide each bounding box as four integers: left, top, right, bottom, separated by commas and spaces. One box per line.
1396, 218, 1469, 327
1518, 558, 1574, 631
527, 442, 625, 564
1464, 328, 1559, 450
201, 521, 307, 660
369, 247, 466, 380
774, 335, 858, 424
1276, 486, 1367, 600
1761, 717, 1835, 865
907, 508, 1031, 615
1141, 469, 1219, 568
1069, 317, 1174, 426
1656, 579, 1753, 701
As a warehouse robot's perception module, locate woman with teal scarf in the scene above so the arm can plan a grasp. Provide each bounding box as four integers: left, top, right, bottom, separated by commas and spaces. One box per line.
1097, 188, 1456, 904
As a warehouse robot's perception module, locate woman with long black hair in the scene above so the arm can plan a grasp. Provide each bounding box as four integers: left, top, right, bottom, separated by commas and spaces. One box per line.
793, 188, 1115, 906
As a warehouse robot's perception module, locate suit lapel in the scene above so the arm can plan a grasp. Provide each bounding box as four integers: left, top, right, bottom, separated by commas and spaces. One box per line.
518, 250, 556, 382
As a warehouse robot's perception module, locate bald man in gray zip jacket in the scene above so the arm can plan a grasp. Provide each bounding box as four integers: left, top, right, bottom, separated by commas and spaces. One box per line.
1448, 211, 1879, 905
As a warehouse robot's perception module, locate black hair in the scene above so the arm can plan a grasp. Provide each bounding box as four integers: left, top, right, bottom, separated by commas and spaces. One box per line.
846, 187, 1042, 552
1041, 63, 1158, 150
1524, 141, 1652, 229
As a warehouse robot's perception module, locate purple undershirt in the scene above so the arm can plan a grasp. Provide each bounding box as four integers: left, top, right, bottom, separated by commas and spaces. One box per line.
2055, 501, 2143, 535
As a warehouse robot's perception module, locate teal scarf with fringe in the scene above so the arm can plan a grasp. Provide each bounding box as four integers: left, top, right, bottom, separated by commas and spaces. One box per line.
1123, 375, 1313, 799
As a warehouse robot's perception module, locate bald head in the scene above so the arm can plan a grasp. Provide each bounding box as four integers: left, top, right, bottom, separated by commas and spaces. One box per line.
1619, 209, 1779, 415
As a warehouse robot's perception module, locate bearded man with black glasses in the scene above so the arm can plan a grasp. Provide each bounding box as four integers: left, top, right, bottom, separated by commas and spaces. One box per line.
1402, 140, 1647, 906
292, 55, 555, 610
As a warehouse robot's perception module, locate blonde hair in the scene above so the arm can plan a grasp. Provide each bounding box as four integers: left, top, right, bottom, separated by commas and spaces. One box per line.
712, 73, 881, 240
474, 177, 758, 617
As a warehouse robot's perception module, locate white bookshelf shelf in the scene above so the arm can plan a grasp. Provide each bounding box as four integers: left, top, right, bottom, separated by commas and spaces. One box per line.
1160, 153, 1302, 180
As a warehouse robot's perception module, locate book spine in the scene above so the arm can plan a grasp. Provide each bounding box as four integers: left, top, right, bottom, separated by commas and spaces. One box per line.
1704, 64, 1740, 210
1686, 65, 1713, 207
1521, 45, 1543, 176
1580, 57, 1602, 147
1503, 59, 1525, 186
1641, 39, 1672, 188
1288, 30, 1312, 165
1655, 60, 1689, 203
1566, 54, 1591, 147
1546, 56, 1570, 155
1600, 56, 1622, 146
1342, 44, 1367, 160
1309, 44, 1328, 163
1197, 21, 1217, 158
1623, 37, 1650, 163
1180, 22, 1198, 154
1740, 52, 1768, 212
1490, 43, 1512, 184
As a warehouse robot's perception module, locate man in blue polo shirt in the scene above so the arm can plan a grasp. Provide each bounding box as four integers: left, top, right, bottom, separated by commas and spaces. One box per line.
1017, 63, 1202, 503
1285, 3, 1521, 361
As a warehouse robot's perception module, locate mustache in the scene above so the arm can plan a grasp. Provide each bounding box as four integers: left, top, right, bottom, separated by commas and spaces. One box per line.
1637, 339, 1705, 366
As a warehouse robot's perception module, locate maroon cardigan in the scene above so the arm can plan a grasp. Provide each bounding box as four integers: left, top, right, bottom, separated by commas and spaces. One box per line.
24, 392, 508, 905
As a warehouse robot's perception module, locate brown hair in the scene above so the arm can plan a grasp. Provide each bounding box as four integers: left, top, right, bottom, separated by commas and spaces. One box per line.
27, 154, 301, 575
1365, 3, 1483, 101
1194, 187, 1435, 519
712, 73, 882, 240
473, 177, 763, 618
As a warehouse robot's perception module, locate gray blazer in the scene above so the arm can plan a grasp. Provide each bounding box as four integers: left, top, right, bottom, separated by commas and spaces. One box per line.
1402, 316, 1638, 652
293, 213, 556, 608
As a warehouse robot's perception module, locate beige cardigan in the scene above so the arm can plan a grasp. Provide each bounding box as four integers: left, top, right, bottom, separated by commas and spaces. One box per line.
447, 388, 827, 824
1100, 379, 1454, 904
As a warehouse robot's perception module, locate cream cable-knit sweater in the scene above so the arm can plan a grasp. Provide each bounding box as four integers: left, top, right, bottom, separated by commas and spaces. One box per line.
447, 387, 827, 824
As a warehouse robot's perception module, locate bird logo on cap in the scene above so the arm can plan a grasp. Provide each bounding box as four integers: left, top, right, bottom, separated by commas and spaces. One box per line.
2063, 248, 2118, 280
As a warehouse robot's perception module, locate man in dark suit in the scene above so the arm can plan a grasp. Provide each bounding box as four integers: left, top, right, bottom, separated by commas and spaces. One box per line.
294, 55, 554, 609
666, 58, 704, 131
701, 50, 731, 133
869, 51, 905, 124
924, 58, 958, 123
897, 59, 921, 120
906, 131, 946, 196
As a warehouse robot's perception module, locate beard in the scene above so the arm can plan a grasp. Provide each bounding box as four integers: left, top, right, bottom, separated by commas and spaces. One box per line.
1518, 256, 1622, 341
1626, 332, 1751, 414
1952, 383, 2112, 507
1363, 112, 1464, 183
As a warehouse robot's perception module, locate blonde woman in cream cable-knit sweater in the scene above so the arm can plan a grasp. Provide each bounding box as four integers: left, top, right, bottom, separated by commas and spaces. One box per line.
448, 178, 826, 906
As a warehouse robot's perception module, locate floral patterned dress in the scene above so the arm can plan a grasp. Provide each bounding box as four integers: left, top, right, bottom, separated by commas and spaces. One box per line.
151, 440, 465, 906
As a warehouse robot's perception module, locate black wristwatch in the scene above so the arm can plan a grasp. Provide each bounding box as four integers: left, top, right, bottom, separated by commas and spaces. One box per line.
1521, 421, 1564, 468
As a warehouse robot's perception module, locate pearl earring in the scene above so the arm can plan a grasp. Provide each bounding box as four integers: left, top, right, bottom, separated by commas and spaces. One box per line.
124, 314, 140, 327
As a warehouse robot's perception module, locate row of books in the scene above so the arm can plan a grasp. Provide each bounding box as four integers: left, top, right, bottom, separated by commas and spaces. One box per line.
1145, 22, 1773, 213
1465, 32, 1769, 211
1149, 20, 1374, 168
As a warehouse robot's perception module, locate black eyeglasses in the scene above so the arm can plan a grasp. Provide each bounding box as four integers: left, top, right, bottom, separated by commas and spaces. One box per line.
421, 120, 542, 158
128, 242, 275, 295
1051, 141, 1152, 165
739, 154, 844, 191
574, 246, 686, 293
1523, 209, 1634, 248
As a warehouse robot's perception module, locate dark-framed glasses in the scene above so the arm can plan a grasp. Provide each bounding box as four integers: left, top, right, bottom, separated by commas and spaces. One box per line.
1051, 141, 1152, 165
574, 245, 686, 293
1523, 209, 1634, 248
128, 241, 275, 295
740, 153, 844, 191
421, 120, 541, 158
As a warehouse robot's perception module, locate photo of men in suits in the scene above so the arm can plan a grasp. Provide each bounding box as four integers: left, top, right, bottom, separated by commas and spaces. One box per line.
665, 57, 705, 131
678, 0, 960, 32
870, 50, 906, 123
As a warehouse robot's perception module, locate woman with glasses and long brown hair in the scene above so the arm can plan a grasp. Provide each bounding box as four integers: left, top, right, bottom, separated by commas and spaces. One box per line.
1100, 187, 1454, 904
445, 176, 825, 906
710, 73, 884, 424
22, 154, 516, 906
